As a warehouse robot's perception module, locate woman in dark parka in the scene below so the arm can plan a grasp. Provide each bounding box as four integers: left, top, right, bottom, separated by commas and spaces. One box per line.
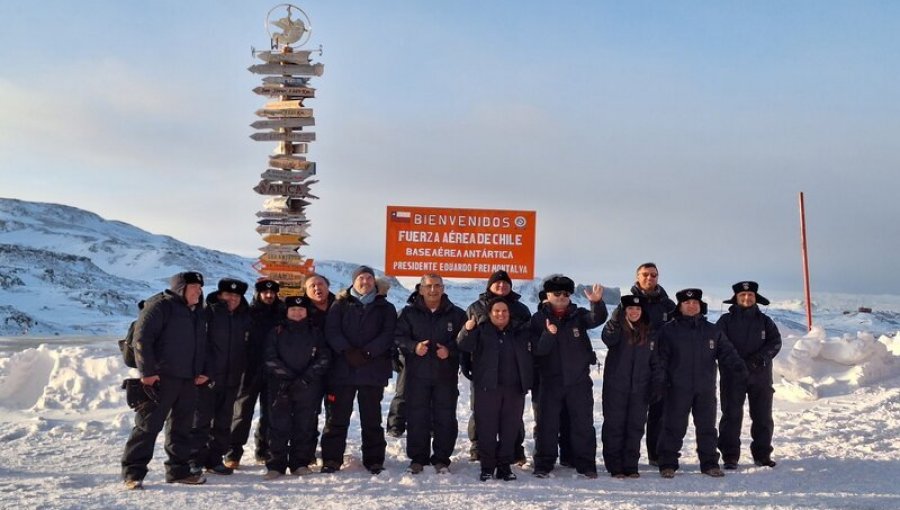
600, 295, 664, 478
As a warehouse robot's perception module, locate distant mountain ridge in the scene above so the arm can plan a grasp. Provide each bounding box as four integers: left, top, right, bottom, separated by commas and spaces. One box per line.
0, 198, 618, 336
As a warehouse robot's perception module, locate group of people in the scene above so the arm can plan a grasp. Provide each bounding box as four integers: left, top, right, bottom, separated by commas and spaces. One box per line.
119, 262, 781, 490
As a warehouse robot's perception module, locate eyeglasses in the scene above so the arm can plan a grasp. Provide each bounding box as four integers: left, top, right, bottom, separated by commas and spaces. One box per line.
422, 284, 444, 289
639, 273, 659, 278
550, 291, 570, 297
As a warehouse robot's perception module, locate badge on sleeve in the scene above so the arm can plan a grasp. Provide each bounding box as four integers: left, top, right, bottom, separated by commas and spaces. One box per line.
709, 339, 715, 350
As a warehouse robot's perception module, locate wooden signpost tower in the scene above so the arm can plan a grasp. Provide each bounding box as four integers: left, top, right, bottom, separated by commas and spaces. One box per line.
249, 4, 324, 297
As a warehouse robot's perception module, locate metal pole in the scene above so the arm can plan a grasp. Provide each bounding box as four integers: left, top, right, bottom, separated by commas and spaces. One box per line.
799, 192, 813, 331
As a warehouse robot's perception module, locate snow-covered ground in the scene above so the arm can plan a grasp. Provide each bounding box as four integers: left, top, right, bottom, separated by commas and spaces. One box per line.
1, 301, 899, 510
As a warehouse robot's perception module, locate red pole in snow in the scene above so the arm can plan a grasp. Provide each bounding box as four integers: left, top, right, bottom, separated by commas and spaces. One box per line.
799, 192, 813, 331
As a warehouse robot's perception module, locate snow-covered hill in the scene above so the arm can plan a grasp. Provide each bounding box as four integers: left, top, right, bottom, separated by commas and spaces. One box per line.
0, 198, 414, 335
0, 198, 619, 336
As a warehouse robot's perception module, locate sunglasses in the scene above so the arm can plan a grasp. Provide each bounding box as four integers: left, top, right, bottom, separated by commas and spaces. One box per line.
550, 291, 570, 297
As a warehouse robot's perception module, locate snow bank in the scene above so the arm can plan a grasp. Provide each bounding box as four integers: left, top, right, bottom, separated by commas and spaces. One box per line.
0, 344, 127, 412
774, 327, 900, 401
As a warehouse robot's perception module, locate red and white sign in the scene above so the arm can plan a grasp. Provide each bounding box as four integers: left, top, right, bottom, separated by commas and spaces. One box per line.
385, 205, 536, 279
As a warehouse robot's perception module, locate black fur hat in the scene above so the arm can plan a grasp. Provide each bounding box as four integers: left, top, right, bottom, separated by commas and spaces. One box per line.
723, 280, 770, 306
620, 294, 647, 308
675, 288, 703, 304
543, 274, 575, 295
255, 278, 281, 293
284, 295, 310, 308
218, 278, 248, 295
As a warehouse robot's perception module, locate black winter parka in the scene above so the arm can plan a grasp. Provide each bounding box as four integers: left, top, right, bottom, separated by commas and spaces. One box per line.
395, 292, 467, 383
532, 300, 608, 387
134, 289, 207, 380
264, 318, 332, 385
457, 322, 534, 394
600, 318, 664, 394
325, 289, 397, 387
204, 292, 252, 387
658, 314, 747, 391
716, 304, 782, 366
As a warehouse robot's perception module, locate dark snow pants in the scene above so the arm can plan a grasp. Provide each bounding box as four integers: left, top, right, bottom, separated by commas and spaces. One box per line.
386, 362, 407, 434
191, 382, 239, 468
657, 386, 720, 472
474, 385, 525, 472
267, 379, 323, 473
533, 379, 597, 474
226, 367, 269, 463
646, 399, 664, 462
718, 369, 775, 463
405, 376, 459, 466
602, 387, 650, 475
121, 377, 197, 482
320, 385, 386, 470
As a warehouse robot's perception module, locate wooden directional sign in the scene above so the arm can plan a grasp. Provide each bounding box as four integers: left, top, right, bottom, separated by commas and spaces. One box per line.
263, 196, 311, 210
257, 224, 309, 236
256, 50, 314, 64
260, 252, 306, 264
258, 218, 309, 226
261, 168, 316, 182
253, 180, 318, 198
253, 85, 316, 98
262, 76, 310, 86
269, 156, 314, 170
259, 244, 302, 254
265, 99, 308, 110
263, 233, 308, 245
251, 117, 315, 130
255, 107, 313, 118
248, 63, 325, 77
250, 131, 316, 143
257, 209, 308, 220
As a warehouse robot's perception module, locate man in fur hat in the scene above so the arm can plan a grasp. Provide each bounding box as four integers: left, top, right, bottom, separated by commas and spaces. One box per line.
121, 271, 209, 489
531, 274, 607, 478
717, 281, 782, 469
225, 278, 282, 469
656, 288, 747, 478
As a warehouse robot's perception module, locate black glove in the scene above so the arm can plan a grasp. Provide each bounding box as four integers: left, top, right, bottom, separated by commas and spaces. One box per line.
748, 353, 768, 370
344, 347, 369, 368
589, 350, 598, 366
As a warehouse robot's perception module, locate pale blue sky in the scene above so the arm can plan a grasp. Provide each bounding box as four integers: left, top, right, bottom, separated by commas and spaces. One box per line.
1, 1, 898, 295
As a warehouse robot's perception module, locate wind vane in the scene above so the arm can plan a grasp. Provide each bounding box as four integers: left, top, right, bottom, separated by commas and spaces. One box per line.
248, 3, 325, 297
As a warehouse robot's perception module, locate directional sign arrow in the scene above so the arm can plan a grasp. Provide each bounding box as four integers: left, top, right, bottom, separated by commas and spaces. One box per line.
262, 76, 310, 86
260, 168, 316, 182
253, 85, 316, 97
251, 117, 315, 130
250, 131, 316, 143
248, 63, 324, 77
255, 50, 314, 64
269, 156, 314, 170
255, 107, 313, 118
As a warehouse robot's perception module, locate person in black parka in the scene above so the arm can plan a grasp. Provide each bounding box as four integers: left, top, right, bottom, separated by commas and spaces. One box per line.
600, 295, 664, 478
656, 288, 747, 478
531, 275, 607, 478
625, 262, 676, 467
396, 274, 467, 473
462, 270, 532, 464
320, 266, 397, 474
458, 297, 534, 482
716, 281, 782, 469
121, 271, 209, 488
225, 278, 283, 469
191, 278, 252, 475
263, 296, 332, 479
